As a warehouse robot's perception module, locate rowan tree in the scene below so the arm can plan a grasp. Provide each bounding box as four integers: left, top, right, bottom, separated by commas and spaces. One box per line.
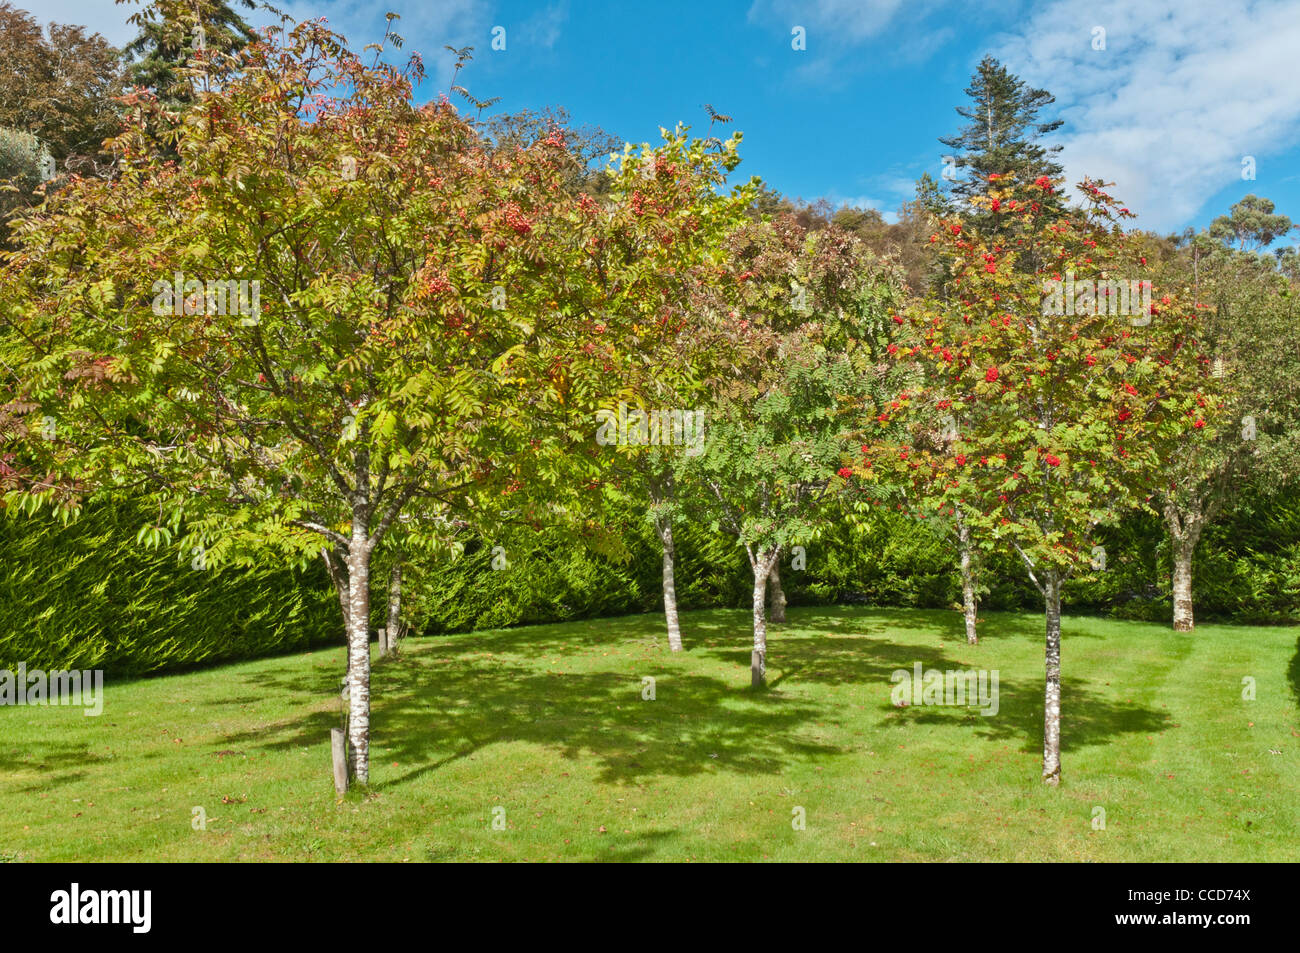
855, 174, 1209, 783
690, 217, 899, 685
694, 336, 862, 687
507, 129, 756, 653
0, 18, 602, 785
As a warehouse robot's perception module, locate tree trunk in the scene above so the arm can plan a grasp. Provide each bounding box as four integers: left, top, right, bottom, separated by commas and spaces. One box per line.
750, 548, 779, 688
1164, 502, 1204, 633
344, 528, 372, 784
958, 519, 978, 644
768, 560, 787, 623
330, 728, 348, 794
1042, 572, 1062, 786
655, 516, 684, 653
322, 547, 351, 630
1171, 532, 1200, 632
386, 563, 403, 655
327, 546, 358, 681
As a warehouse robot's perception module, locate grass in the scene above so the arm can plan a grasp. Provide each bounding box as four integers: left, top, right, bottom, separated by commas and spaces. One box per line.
2, 605, 1297, 862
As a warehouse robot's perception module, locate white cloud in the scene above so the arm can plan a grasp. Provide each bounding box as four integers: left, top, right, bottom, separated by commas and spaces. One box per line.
747, 0, 912, 42
991, 0, 1300, 230
873, 174, 921, 200
519, 1, 568, 51
747, 0, 955, 87
826, 174, 918, 215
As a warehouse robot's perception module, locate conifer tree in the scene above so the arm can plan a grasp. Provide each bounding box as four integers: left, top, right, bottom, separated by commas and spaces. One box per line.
938, 56, 1064, 228
119, 0, 255, 107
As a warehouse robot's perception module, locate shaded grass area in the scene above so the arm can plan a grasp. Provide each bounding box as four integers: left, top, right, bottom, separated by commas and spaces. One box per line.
1, 607, 1296, 861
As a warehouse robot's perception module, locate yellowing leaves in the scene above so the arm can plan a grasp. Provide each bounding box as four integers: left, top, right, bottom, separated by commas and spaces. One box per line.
372, 408, 397, 439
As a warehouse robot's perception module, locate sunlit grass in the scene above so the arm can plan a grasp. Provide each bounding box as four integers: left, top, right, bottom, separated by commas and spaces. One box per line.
2, 606, 1296, 861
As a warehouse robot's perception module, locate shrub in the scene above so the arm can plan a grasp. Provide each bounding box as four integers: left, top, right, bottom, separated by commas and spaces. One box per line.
0, 501, 338, 675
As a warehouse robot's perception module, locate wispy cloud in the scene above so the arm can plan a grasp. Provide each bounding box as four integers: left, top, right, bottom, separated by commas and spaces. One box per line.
746, 0, 956, 83
520, 1, 569, 51
747, 0, 915, 43
991, 0, 1300, 231
825, 173, 920, 217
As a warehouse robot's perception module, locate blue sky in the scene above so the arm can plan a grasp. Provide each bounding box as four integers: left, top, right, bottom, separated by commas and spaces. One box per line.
41, 0, 1300, 244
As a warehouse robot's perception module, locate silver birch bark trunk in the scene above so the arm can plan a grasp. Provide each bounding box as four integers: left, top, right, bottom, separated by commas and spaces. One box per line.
330, 728, 348, 794
385, 563, 403, 655
957, 519, 978, 644
768, 560, 787, 623
750, 548, 779, 688
1042, 571, 1063, 786
322, 547, 351, 629
655, 516, 684, 653
322, 547, 352, 683
1172, 539, 1195, 632
1164, 501, 1203, 632
345, 524, 372, 784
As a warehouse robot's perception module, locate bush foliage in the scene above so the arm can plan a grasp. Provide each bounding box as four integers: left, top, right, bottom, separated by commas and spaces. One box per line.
4, 489, 1296, 675
0, 501, 338, 675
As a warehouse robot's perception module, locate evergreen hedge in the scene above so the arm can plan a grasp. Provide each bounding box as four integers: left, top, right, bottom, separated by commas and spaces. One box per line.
4, 489, 1296, 675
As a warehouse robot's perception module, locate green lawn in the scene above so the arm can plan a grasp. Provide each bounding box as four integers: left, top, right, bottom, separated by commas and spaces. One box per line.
2, 606, 1297, 861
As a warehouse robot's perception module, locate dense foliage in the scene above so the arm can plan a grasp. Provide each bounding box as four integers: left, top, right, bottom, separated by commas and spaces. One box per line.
0, 501, 336, 674
6, 485, 1294, 679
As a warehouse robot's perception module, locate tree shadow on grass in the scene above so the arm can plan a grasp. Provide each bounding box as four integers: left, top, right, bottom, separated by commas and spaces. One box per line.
784, 606, 985, 641
424, 827, 683, 863
582, 828, 684, 862
0, 738, 110, 793
212, 604, 1170, 790
216, 647, 842, 790
747, 604, 1101, 646
438, 611, 713, 657
374, 656, 840, 789
236, 659, 343, 699
688, 606, 1025, 689
883, 674, 1171, 756
1288, 631, 1300, 711
788, 604, 1118, 643
691, 607, 1171, 756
